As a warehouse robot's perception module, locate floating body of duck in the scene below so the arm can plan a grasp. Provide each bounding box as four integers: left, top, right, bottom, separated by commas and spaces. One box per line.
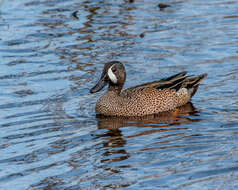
90, 61, 207, 117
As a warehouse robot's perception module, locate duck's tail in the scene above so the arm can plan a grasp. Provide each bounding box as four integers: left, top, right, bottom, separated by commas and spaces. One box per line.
156, 72, 207, 97
184, 73, 208, 97
159, 73, 208, 98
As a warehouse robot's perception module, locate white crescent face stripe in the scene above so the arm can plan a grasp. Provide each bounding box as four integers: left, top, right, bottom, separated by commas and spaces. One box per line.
108, 66, 118, 84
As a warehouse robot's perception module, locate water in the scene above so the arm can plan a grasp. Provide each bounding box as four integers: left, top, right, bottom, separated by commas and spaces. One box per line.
0, 0, 238, 189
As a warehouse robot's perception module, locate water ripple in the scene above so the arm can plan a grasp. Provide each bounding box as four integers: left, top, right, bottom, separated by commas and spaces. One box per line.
0, 0, 238, 189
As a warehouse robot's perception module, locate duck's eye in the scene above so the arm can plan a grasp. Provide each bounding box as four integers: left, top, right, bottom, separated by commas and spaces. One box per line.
111, 67, 117, 72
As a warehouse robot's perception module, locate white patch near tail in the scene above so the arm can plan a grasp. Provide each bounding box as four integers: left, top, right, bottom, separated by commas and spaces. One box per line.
108, 66, 118, 84
175, 87, 191, 106
176, 88, 188, 97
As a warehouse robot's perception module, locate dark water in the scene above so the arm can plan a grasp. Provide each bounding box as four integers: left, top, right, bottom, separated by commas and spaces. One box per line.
0, 0, 238, 189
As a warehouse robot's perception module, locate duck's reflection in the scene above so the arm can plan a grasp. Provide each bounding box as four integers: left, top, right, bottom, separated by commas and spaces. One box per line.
95, 103, 201, 166
100, 129, 129, 164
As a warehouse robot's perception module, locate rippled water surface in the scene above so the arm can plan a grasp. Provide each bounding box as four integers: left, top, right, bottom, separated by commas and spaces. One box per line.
0, 0, 238, 189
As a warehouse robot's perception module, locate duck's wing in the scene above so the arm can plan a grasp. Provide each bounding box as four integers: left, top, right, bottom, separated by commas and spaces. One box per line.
121, 72, 187, 97
121, 72, 207, 98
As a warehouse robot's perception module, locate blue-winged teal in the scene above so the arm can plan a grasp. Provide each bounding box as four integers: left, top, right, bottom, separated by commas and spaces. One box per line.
90, 61, 207, 117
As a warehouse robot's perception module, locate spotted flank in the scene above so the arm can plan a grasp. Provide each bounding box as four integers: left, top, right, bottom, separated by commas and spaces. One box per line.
90, 61, 207, 116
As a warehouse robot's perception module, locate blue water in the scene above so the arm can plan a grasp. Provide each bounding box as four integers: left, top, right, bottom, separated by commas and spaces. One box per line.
0, 0, 238, 189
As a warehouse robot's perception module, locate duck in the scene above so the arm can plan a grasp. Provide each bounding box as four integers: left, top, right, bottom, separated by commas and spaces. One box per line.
90, 61, 207, 117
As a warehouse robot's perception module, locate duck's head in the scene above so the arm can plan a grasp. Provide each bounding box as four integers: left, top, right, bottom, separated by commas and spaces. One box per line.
90, 61, 126, 93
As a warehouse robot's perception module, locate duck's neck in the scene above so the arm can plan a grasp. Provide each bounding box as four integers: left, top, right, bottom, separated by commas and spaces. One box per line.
108, 83, 123, 95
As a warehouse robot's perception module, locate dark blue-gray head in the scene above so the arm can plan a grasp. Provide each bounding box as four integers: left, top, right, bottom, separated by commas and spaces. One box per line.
90, 61, 126, 93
